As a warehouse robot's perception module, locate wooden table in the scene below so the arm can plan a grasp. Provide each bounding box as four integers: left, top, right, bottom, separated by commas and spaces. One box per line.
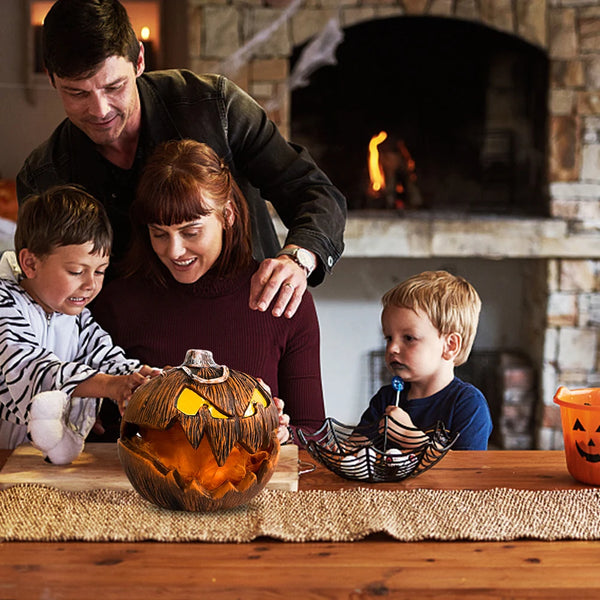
2, 448, 600, 599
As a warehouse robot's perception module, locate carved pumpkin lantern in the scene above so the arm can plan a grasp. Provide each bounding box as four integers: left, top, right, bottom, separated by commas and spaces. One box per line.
118, 349, 280, 511
554, 386, 600, 485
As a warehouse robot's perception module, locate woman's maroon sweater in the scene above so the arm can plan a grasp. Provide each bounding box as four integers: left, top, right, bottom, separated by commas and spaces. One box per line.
93, 262, 326, 433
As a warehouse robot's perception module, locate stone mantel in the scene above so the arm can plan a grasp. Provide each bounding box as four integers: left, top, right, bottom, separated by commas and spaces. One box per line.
276, 211, 600, 260
338, 212, 600, 260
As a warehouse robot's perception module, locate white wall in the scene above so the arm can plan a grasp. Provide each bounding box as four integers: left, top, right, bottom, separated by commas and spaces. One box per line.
312, 256, 533, 424
0, 0, 66, 179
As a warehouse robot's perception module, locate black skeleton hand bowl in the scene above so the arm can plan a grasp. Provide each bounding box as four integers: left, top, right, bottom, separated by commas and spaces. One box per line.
297, 416, 459, 483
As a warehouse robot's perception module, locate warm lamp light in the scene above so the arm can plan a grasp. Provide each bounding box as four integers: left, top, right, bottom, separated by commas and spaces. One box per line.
141, 26, 155, 71
30, 1, 160, 73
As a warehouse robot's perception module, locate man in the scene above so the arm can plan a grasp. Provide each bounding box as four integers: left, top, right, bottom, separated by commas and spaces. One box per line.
17, 0, 346, 319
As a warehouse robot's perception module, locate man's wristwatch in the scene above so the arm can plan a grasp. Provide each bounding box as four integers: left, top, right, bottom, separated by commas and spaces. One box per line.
276, 247, 317, 277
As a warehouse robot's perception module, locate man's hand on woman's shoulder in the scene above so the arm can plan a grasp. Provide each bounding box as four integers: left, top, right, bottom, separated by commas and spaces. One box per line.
249, 249, 316, 318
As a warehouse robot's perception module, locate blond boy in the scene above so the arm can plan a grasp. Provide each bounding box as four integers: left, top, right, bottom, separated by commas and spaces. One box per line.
357, 270, 492, 450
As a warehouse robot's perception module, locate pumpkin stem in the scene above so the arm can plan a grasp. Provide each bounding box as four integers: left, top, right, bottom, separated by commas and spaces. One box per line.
184, 349, 218, 367
179, 349, 230, 384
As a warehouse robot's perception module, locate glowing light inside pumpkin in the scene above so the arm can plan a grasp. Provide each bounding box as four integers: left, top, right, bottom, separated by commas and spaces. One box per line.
176, 386, 269, 419
141, 423, 270, 492
243, 388, 269, 417
176, 387, 230, 418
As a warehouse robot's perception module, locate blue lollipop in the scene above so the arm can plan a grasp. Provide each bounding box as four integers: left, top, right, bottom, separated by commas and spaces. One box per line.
392, 376, 404, 406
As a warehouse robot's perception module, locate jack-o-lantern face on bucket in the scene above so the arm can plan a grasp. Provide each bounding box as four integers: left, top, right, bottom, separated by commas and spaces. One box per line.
118, 349, 280, 511
571, 418, 600, 464
554, 386, 600, 486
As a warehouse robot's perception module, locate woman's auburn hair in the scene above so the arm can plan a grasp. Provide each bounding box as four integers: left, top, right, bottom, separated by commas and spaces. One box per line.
123, 139, 253, 285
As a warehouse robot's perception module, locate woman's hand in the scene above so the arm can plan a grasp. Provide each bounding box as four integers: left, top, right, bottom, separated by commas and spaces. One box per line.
249, 255, 309, 318
255, 378, 291, 443
273, 396, 291, 444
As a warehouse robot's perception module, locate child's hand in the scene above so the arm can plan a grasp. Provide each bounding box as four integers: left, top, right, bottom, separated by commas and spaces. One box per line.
106, 372, 150, 415
384, 405, 416, 429
138, 364, 162, 378
381, 405, 428, 449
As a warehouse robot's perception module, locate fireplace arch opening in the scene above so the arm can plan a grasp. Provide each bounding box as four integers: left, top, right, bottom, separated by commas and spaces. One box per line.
291, 16, 549, 216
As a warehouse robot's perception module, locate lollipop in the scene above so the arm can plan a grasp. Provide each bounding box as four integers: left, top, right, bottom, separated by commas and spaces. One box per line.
392, 376, 404, 406
381, 376, 405, 451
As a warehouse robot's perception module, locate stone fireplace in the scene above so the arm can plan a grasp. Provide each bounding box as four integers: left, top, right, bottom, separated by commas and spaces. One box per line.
187, 0, 600, 449
291, 15, 549, 215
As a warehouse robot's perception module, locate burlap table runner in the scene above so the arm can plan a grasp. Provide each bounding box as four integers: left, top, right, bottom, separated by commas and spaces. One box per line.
2, 484, 600, 542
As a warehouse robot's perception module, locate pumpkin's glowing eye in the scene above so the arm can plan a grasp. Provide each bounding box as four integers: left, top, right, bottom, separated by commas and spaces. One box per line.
242, 388, 269, 418
574, 419, 586, 431
176, 388, 230, 419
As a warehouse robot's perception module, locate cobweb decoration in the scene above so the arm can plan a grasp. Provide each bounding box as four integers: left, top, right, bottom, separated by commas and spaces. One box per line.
215, 0, 345, 113
217, 0, 304, 78
265, 17, 344, 113
298, 417, 459, 483
288, 18, 344, 90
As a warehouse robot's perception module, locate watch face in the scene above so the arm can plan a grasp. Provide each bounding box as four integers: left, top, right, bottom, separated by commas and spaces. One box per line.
277, 247, 316, 275
296, 249, 315, 272
296, 249, 311, 266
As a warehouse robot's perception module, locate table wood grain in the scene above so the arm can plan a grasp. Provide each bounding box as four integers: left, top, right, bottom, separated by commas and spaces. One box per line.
2, 447, 600, 599
0, 442, 299, 491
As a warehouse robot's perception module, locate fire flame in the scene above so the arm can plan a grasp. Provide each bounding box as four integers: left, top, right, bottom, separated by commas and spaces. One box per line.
368, 131, 388, 193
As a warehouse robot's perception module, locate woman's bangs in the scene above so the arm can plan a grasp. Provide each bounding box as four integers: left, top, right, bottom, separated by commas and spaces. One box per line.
141, 181, 211, 225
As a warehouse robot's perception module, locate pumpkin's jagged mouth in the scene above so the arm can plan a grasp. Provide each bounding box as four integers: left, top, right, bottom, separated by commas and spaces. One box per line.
122, 423, 273, 493
575, 441, 600, 463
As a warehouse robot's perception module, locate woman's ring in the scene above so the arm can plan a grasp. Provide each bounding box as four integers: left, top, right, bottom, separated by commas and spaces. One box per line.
284, 282, 294, 290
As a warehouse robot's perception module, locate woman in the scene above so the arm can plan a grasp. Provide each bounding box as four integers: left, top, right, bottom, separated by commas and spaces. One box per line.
93, 139, 326, 440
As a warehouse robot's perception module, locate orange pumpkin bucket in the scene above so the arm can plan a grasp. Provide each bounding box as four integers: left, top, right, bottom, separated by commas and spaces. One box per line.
554, 386, 600, 485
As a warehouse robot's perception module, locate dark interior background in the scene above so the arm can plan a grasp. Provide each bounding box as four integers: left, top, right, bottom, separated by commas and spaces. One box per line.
291, 17, 549, 215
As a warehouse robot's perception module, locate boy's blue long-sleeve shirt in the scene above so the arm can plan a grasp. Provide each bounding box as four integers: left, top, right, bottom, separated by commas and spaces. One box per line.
357, 377, 493, 450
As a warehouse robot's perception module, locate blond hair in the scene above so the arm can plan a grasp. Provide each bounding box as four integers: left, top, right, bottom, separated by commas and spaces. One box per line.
382, 270, 482, 366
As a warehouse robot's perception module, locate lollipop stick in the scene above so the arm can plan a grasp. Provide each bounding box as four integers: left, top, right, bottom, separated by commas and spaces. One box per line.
383, 418, 388, 452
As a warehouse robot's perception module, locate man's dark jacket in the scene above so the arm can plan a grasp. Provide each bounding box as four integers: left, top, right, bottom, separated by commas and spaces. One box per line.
17, 70, 347, 283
